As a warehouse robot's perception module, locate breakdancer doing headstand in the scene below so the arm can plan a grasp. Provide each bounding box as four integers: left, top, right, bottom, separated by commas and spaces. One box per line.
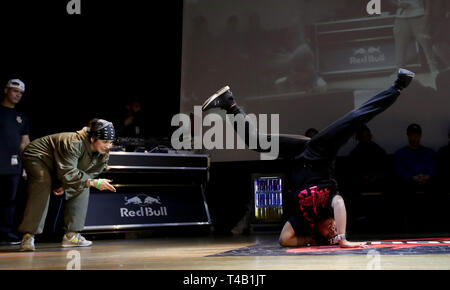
201, 69, 415, 248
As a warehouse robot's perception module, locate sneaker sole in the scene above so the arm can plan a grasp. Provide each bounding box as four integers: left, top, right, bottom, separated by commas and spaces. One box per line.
398, 68, 415, 78
201, 85, 230, 111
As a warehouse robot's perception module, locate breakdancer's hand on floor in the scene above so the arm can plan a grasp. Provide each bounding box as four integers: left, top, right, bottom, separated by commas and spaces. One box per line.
339, 239, 367, 248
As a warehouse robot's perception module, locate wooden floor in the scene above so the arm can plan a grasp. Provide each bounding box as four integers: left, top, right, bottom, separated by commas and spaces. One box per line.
1, 234, 450, 270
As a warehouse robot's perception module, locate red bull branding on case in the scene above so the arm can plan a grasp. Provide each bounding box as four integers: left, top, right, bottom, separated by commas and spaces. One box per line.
120, 194, 168, 218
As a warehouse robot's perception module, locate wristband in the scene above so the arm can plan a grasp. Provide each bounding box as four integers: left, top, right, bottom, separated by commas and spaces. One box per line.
96, 179, 102, 189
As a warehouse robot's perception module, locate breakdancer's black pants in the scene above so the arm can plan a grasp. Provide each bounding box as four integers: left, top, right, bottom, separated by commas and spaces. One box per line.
226, 85, 400, 175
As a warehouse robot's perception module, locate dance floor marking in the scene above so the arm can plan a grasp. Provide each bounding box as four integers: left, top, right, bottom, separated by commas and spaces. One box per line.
210, 237, 450, 256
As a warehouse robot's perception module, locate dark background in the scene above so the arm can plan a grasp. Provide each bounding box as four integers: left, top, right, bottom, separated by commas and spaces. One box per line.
0, 0, 183, 139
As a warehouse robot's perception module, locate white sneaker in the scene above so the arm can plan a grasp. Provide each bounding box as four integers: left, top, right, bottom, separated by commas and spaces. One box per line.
20, 234, 35, 252
62, 233, 93, 248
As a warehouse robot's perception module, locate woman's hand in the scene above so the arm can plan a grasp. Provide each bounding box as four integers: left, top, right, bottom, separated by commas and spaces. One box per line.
90, 179, 116, 192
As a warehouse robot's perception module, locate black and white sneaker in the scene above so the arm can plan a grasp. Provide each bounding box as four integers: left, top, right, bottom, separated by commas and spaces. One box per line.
201, 86, 235, 111
394, 68, 415, 91
0, 232, 21, 245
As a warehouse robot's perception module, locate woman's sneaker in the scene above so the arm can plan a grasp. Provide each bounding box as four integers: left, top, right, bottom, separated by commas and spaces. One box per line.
62, 233, 93, 248
201, 86, 235, 111
20, 233, 35, 251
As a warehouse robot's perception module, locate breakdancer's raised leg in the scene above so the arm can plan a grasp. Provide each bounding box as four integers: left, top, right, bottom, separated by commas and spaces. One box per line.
202, 69, 415, 247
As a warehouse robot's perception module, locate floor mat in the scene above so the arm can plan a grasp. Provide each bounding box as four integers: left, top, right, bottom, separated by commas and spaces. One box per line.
209, 237, 450, 256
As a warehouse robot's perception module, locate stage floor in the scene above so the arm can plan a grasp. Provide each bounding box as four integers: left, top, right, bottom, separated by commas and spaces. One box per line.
1, 234, 450, 270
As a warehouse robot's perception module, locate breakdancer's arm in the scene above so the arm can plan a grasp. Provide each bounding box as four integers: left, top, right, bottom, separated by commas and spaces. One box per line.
278, 221, 317, 247
332, 195, 367, 248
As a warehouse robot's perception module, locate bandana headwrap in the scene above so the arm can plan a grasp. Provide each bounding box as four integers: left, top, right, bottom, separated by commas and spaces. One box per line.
90, 120, 116, 141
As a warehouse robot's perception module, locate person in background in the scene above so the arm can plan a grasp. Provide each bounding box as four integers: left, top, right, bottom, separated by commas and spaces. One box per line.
114, 99, 145, 138
392, 0, 438, 75
0, 79, 29, 245
395, 123, 435, 189
394, 123, 436, 230
349, 125, 389, 192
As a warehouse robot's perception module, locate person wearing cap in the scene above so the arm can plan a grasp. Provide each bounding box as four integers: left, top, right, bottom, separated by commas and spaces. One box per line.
394, 123, 436, 229
348, 125, 389, 193
395, 123, 436, 186
18, 119, 116, 251
0, 79, 30, 245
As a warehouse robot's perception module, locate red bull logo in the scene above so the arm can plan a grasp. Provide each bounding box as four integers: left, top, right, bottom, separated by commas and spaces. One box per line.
124, 195, 161, 206
120, 206, 168, 218
121, 194, 167, 218
350, 46, 385, 65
